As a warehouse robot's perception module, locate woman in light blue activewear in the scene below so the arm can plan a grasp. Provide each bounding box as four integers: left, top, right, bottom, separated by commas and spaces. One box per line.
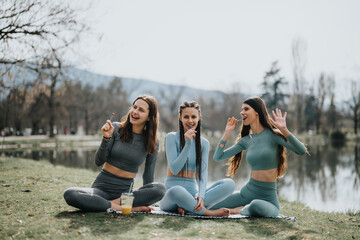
159, 101, 235, 217
210, 97, 307, 217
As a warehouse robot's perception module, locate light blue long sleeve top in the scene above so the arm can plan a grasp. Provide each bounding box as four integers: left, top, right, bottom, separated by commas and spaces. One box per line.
165, 131, 209, 199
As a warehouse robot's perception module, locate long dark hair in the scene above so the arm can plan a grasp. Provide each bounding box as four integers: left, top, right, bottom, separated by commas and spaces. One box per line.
178, 101, 202, 180
119, 95, 159, 154
227, 97, 289, 178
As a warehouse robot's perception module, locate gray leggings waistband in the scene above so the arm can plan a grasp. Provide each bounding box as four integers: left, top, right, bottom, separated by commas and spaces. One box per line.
91, 169, 134, 199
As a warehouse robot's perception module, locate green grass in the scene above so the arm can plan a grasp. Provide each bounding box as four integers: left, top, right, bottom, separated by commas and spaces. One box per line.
1, 157, 359, 240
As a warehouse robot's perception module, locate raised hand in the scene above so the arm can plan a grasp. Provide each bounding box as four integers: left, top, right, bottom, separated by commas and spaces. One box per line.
220, 117, 238, 142
101, 120, 114, 138
225, 117, 238, 134
270, 108, 290, 137
184, 127, 197, 140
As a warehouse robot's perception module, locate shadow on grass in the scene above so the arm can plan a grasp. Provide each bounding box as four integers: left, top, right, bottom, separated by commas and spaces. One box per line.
156, 215, 196, 231
212, 217, 303, 239
56, 210, 146, 237
241, 218, 302, 238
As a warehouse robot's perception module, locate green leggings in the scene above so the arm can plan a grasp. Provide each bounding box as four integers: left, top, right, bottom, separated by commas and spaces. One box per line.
210, 178, 280, 217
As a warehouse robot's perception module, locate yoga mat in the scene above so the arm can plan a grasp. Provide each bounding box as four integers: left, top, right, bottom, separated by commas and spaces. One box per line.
107, 207, 296, 221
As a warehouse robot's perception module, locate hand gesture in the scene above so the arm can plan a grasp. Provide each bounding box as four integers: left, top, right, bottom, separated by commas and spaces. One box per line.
101, 120, 114, 138
225, 117, 238, 134
270, 108, 290, 136
184, 127, 197, 140
194, 194, 204, 212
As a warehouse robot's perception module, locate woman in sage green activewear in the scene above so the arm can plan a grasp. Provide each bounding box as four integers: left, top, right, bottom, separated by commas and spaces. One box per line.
210, 96, 307, 217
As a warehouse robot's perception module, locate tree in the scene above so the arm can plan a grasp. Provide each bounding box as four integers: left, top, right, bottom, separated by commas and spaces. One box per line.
27, 89, 49, 135
31, 51, 64, 137
0, 0, 87, 66
326, 75, 337, 130
60, 81, 84, 134
0, 0, 90, 136
303, 88, 317, 132
158, 86, 185, 132
94, 77, 129, 133
347, 80, 360, 134
0, 67, 34, 134
314, 73, 330, 134
261, 61, 289, 111
291, 37, 307, 133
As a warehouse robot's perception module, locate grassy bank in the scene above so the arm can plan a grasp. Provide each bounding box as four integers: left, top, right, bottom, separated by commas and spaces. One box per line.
0, 157, 359, 240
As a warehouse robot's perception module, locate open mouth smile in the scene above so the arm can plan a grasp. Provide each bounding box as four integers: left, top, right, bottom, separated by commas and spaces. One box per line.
131, 115, 140, 120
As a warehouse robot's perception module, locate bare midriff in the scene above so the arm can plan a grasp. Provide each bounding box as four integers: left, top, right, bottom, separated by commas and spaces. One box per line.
167, 168, 196, 179
251, 168, 277, 182
103, 162, 136, 179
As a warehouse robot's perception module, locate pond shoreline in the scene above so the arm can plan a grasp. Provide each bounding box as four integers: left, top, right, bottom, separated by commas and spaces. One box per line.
1, 134, 101, 150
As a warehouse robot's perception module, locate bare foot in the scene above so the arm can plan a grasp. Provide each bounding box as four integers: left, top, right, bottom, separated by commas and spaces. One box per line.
132, 206, 152, 213
204, 208, 230, 217
110, 198, 122, 211
229, 206, 244, 215
177, 207, 187, 216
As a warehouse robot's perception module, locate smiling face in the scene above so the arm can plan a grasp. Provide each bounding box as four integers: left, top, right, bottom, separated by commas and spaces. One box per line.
179, 107, 200, 132
240, 103, 258, 126
129, 99, 150, 127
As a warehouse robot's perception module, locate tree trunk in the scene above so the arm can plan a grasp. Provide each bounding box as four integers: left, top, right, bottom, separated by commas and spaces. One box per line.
316, 110, 321, 135
32, 121, 39, 135
354, 108, 358, 134
84, 109, 89, 135
48, 75, 57, 138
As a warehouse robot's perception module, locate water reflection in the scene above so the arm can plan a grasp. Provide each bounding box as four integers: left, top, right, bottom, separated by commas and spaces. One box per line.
278, 144, 360, 212
1, 141, 359, 213
1, 148, 101, 172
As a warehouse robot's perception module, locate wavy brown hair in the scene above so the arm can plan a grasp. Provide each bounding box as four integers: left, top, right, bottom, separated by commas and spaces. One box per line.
227, 97, 288, 178
178, 101, 202, 180
118, 95, 159, 154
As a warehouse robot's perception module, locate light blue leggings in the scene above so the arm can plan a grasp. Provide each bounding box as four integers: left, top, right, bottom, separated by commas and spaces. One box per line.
210, 177, 280, 217
159, 177, 235, 215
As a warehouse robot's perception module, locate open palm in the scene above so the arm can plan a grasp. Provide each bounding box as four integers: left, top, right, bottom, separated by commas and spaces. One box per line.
270, 108, 287, 131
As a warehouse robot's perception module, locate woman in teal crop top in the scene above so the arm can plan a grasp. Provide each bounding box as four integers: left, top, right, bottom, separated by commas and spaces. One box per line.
159, 101, 235, 217
210, 97, 307, 217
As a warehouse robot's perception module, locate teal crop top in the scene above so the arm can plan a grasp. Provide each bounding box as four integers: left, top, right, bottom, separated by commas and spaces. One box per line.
165, 131, 209, 199
213, 128, 307, 170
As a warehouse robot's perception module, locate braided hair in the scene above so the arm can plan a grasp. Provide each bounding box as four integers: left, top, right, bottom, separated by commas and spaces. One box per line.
178, 101, 202, 180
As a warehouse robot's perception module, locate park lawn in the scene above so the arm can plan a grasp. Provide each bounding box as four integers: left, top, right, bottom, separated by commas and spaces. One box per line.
0, 157, 359, 240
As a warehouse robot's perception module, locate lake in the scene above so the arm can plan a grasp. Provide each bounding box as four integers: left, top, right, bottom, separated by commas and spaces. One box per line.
1, 138, 359, 213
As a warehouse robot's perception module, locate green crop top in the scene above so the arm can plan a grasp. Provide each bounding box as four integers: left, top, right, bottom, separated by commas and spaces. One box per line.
213, 128, 306, 170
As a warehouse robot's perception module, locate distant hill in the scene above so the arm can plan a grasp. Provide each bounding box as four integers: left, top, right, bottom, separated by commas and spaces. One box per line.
64, 67, 226, 104
1, 64, 227, 104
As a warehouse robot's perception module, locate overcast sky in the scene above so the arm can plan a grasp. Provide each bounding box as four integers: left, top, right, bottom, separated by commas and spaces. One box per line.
75, 0, 360, 96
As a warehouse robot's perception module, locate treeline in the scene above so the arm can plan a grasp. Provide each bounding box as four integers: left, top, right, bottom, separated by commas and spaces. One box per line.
0, 61, 359, 138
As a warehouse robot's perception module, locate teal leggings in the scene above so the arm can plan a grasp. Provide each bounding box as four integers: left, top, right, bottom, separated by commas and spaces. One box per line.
210, 178, 280, 217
